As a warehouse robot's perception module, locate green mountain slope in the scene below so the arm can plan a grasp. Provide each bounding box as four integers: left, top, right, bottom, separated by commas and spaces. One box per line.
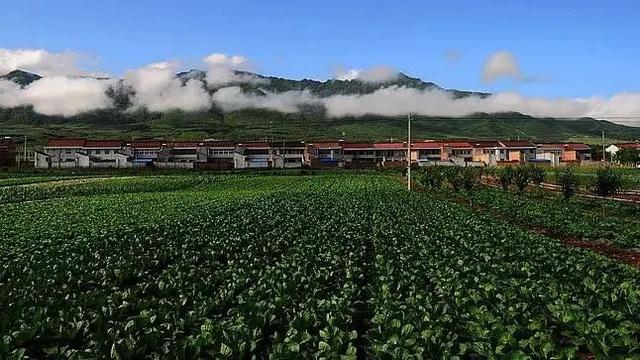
1, 69, 638, 146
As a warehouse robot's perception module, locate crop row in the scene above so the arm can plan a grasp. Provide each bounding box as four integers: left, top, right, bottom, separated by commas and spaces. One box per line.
467, 187, 640, 248
2, 174, 640, 358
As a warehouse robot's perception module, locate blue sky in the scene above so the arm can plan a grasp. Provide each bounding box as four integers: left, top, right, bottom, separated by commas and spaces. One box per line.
1, 0, 638, 97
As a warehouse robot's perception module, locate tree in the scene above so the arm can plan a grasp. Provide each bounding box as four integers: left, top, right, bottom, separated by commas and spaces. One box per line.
417, 166, 445, 189
512, 166, 532, 192
460, 167, 482, 194
556, 167, 578, 201
528, 165, 546, 186
614, 148, 639, 165
498, 166, 514, 190
593, 167, 622, 197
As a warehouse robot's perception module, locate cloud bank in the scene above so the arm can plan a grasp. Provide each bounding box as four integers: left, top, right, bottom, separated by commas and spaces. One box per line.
0, 48, 102, 77
0, 76, 114, 116
0, 48, 639, 125
204, 53, 267, 86
123, 62, 211, 112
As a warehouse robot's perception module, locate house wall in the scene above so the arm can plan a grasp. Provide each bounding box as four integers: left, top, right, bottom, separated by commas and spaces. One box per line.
44, 147, 83, 163
34, 153, 51, 169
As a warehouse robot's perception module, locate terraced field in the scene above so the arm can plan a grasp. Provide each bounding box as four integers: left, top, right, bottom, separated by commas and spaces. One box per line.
1, 173, 640, 358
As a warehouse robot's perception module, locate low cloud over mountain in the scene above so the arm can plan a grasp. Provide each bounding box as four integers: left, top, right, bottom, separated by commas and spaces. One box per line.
0, 48, 639, 125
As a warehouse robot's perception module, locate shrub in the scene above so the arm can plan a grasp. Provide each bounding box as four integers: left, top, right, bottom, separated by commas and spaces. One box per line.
593, 167, 622, 197
528, 165, 546, 186
556, 167, 578, 201
417, 166, 445, 189
499, 166, 514, 190
512, 166, 531, 192
614, 148, 640, 165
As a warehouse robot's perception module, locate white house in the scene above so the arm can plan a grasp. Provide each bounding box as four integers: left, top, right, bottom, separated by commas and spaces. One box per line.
234, 142, 271, 169
35, 139, 129, 168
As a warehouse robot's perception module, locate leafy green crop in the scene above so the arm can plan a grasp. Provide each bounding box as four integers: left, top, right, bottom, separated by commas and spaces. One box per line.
1, 173, 640, 358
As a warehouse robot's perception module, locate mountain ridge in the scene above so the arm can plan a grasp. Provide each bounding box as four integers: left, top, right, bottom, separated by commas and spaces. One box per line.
1, 69, 639, 146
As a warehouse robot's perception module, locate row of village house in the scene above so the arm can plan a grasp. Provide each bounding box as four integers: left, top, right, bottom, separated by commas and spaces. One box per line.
30, 138, 602, 169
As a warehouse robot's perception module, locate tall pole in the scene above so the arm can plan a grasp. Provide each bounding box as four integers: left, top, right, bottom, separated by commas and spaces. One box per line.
23, 135, 27, 161
602, 130, 605, 162
407, 113, 411, 191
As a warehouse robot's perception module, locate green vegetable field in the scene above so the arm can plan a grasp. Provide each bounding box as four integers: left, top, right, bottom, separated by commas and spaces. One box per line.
1, 173, 640, 358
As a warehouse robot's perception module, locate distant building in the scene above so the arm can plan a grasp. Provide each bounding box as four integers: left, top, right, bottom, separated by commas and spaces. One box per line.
342, 143, 377, 168
606, 142, 640, 159
538, 143, 592, 163
411, 141, 443, 165
500, 141, 538, 162
342, 142, 407, 168
234, 141, 271, 169
35, 138, 128, 168
442, 141, 473, 163
199, 140, 236, 170
471, 140, 504, 165
306, 141, 343, 168
373, 142, 407, 168
270, 140, 306, 168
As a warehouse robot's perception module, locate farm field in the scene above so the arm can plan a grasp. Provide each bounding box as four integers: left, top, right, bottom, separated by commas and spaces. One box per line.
467, 187, 640, 249
2, 173, 640, 358
544, 167, 640, 191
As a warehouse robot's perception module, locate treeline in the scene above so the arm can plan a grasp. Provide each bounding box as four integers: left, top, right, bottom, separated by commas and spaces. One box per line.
414, 165, 625, 202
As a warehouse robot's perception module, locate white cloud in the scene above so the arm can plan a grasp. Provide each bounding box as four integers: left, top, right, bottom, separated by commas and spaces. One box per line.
206, 84, 640, 125
333, 65, 400, 83
203, 53, 267, 86
0, 48, 102, 77
212, 86, 317, 113
123, 62, 212, 112
0, 76, 114, 116
483, 50, 533, 83
322, 86, 594, 118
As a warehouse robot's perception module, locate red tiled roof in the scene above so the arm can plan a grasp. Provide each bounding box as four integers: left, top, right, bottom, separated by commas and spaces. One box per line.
565, 143, 591, 151
500, 140, 536, 148
412, 141, 443, 150
202, 140, 235, 148
538, 143, 591, 151
239, 142, 269, 149
373, 142, 406, 149
537, 143, 564, 149
45, 138, 86, 148
168, 141, 200, 148
130, 140, 163, 148
617, 143, 640, 150
342, 143, 375, 150
310, 142, 341, 149
443, 141, 473, 149
84, 140, 123, 148
472, 140, 502, 148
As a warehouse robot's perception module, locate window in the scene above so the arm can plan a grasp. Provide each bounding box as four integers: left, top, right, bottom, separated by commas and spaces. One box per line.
135, 149, 158, 156
95, 150, 101, 155
209, 148, 234, 156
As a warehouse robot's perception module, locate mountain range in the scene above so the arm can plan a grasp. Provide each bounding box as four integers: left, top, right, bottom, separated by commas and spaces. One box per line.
1, 69, 639, 147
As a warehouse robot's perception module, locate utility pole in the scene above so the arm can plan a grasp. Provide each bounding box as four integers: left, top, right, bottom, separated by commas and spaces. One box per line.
282, 139, 285, 171
601, 130, 605, 162
23, 135, 27, 161
407, 113, 411, 191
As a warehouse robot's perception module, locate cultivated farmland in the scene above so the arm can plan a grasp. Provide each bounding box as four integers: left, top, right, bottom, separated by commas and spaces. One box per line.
1, 173, 640, 358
